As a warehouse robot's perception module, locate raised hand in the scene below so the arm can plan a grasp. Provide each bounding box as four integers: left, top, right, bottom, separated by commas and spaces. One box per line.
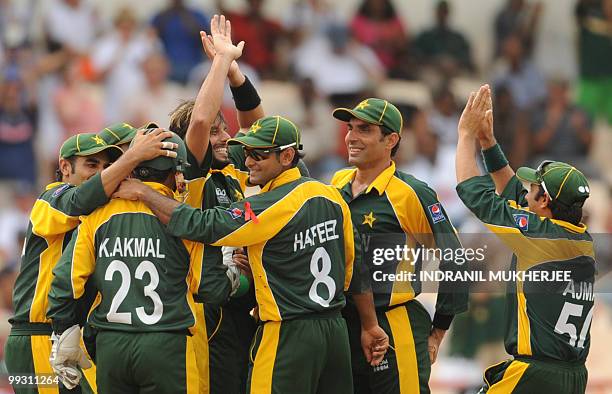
458, 84, 492, 141
208, 14, 244, 62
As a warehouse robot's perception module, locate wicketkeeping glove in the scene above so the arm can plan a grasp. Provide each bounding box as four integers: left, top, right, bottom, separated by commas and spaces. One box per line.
50, 325, 92, 389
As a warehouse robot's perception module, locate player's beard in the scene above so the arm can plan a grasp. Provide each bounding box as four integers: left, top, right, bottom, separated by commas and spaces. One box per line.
212, 155, 231, 169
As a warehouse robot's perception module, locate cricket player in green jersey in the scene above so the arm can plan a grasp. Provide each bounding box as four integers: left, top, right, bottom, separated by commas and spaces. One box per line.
114, 115, 389, 393
455, 85, 595, 393
168, 15, 308, 393
47, 131, 240, 394
331, 98, 468, 393
5, 130, 176, 394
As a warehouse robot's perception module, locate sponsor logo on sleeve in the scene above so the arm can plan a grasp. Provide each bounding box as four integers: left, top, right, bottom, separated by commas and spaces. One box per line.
427, 203, 446, 224
513, 213, 529, 231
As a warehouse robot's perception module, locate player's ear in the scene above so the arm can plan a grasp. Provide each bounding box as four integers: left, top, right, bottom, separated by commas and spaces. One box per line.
279, 148, 295, 167
59, 158, 73, 179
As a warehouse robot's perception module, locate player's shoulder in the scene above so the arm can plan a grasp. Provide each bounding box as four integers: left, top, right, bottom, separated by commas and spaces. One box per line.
39, 182, 74, 203
390, 170, 437, 200
85, 198, 147, 227
330, 167, 356, 188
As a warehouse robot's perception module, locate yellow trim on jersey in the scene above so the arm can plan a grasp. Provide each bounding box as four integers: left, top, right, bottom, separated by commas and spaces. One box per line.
31, 335, 59, 394
516, 281, 532, 355
192, 303, 210, 393
389, 236, 416, 307
260, 167, 301, 193
30, 236, 64, 322
550, 218, 587, 233
184, 177, 206, 209
248, 243, 282, 321
366, 162, 396, 195
31, 198, 79, 237
251, 322, 281, 394
487, 360, 529, 393
70, 222, 96, 299
330, 168, 356, 189
386, 306, 420, 394
186, 335, 201, 394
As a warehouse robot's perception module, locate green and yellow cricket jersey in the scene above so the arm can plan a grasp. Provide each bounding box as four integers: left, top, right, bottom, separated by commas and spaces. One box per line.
10, 174, 108, 331
47, 182, 232, 334
167, 167, 355, 322
331, 161, 468, 323
457, 175, 595, 363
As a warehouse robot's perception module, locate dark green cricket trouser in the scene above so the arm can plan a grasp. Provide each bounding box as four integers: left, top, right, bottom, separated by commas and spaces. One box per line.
247, 311, 352, 394
5, 326, 96, 394
95, 330, 198, 394
344, 300, 432, 394
205, 299, 256, 394
481, 357, 588, 393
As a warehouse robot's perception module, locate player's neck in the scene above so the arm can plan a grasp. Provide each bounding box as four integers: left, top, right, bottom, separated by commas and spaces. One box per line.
353, 159, 392, 194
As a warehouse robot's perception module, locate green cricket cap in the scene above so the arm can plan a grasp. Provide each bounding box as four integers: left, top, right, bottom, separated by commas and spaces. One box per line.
227, 116, 302, 150
132, 128, 190, 173
59, 133, 123, 161
333, 98, 404, 135
98, 123, 138, 146
516, 161, 590, 207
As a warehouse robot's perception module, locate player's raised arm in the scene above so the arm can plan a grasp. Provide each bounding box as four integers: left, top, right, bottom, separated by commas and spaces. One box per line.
186, 14, 245, 165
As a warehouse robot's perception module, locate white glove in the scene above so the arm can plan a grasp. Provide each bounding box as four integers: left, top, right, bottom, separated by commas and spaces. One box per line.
50, 325, 91, 388
222, 246, 241, 296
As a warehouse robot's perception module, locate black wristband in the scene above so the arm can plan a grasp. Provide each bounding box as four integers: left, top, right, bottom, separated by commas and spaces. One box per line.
432, 312, 454, 330
481, 143, 509, 173
230, 76, 261, 111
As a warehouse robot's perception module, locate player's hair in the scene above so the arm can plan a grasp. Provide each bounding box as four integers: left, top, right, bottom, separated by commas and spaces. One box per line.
169, 100, 227, 140
132, 167, 173, 183
535, 185, 583, 225
55, 156, 77, 182
380, 126, 401, 157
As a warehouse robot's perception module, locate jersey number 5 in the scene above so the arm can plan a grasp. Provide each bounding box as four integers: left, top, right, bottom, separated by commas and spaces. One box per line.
105, 259, 163, 325
309, 247, 337, 307
554, 301, 594, 348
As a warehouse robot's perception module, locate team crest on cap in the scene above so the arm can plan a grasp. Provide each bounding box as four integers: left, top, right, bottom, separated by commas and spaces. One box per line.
427, 203, 446, 224
250, 121, 262, 133
92, 135, 106, 145
513, 213, 529, 231
356, 99, 370, 110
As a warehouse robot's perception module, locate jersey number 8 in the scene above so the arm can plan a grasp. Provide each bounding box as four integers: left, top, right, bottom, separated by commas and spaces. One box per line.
105, 259, 163, 325
309, 247, 337, 307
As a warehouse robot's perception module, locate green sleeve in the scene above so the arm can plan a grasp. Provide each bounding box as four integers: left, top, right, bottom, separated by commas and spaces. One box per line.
47, 230, 80, 333
414, 181, 468, 324
457, 175, 538, 231
51, 173, 108, 216
500, 175, 528, 206
168, 202, 251, 246
184, 145, 213, 181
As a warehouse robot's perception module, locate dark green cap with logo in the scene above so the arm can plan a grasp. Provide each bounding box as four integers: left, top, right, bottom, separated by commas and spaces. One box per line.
132, 129, 189, 173
227, 116, 302, 149
98, 123, 138, 146
516, 161, 590, 207
333, 98, 404, 135
60, 133, 123, 161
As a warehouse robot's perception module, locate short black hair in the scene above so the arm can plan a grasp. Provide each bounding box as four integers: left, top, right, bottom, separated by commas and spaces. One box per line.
132, 167, 173, 183
55, 156, 77, 182
536, 185, 583, 225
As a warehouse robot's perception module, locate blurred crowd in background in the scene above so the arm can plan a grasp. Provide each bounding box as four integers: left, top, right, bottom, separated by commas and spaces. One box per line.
0, 0, 611, 392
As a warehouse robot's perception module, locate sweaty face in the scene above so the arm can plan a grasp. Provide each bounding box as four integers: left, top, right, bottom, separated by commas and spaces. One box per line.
63, 151, 111, 185
345, 118, 390, 168
210, 119, 231, 166
244, 148, 284, 186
